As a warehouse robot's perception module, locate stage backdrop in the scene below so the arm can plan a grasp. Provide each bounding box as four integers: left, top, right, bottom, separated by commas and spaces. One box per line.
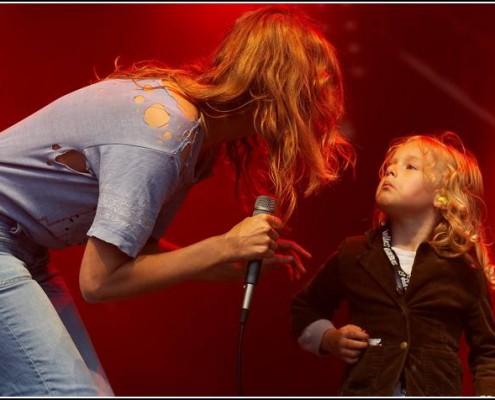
0, 3, 494, 396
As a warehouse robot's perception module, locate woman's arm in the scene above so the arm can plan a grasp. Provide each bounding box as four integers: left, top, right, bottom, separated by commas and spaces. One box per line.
79, 213, 306, 302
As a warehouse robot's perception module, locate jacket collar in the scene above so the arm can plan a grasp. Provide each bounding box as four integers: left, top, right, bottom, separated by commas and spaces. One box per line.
356, 227, 478, 304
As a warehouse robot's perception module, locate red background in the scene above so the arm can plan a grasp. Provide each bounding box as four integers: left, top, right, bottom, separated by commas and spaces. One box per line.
1, 3, 495, 396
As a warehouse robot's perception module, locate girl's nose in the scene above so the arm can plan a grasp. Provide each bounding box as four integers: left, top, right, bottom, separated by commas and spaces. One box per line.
386, 166, 396, 177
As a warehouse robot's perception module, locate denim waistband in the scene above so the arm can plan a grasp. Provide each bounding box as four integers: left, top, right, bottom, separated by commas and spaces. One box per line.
0, 212, 20, 230
0, 213, 48, 267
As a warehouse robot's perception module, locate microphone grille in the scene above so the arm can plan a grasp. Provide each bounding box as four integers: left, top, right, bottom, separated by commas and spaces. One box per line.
252, 195, 276, 216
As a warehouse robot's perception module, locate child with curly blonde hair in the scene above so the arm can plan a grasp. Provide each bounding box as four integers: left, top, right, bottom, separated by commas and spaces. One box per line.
291, 131, 495, 396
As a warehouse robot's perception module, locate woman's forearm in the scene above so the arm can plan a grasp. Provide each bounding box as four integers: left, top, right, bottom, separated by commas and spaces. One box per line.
80, 234, 232, 302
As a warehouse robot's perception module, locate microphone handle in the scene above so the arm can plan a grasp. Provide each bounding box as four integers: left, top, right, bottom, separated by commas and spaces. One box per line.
244, 259, 262, 285
240, 260, 261, 325
239, 195, 276, 325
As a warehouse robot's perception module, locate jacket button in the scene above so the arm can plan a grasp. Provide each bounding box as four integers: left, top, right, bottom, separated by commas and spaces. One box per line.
400, 341, 408, 350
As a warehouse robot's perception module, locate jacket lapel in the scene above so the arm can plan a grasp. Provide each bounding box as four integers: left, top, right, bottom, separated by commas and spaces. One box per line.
357, 234, 404, 306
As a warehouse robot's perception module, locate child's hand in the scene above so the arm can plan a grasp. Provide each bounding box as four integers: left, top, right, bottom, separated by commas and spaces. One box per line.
320, 324, 369, 364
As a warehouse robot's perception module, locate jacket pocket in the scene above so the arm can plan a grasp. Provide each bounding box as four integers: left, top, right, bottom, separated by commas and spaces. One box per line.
341, 345, 385, 394
423, 347, 463, 395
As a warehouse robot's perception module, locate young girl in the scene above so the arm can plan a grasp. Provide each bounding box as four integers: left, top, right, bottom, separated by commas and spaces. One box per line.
291, 131, 495, 396
0, 6, 354, 396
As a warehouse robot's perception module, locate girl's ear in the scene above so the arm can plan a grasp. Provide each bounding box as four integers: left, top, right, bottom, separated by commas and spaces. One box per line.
434, 194, 449, 210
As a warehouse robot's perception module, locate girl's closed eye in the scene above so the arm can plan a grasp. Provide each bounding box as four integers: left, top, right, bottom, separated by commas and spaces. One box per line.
406, 163, 418, 170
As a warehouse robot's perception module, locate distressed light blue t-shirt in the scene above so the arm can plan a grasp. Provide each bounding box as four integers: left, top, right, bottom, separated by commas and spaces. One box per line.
0, 79, 206, 258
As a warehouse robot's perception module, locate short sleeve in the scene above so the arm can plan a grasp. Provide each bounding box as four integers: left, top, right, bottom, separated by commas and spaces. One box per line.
85, 144, 180, 257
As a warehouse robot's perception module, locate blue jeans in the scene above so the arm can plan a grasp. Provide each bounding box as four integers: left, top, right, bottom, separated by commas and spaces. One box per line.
0, 214, 114, 396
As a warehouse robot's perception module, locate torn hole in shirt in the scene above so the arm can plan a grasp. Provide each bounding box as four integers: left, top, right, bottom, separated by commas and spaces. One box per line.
54, 149, 89, 173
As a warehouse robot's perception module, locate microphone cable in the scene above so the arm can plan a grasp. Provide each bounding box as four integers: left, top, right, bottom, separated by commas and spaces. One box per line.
237, 284, 253, 396
236, 195, 276, 396
237, 319, 246, 396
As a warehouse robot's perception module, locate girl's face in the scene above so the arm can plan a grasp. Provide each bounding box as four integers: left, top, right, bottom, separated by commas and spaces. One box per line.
375, 142, 438, 219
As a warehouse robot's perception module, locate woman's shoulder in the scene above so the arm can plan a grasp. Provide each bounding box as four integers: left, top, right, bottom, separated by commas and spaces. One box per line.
98, 78, 200, 122
159, 80, 200, 122
44, 78, 202, 154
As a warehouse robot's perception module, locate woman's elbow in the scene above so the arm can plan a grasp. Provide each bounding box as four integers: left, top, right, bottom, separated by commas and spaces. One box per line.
80, 277, 109, 303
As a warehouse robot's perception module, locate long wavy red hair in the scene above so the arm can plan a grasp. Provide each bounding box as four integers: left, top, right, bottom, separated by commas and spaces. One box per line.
107, 6, 355, 222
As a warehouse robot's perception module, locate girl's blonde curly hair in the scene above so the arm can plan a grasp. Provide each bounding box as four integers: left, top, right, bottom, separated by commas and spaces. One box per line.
375, 131, 494, 287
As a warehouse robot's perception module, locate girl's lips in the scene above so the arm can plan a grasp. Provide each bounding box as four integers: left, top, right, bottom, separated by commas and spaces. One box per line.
381, 181, 394, 190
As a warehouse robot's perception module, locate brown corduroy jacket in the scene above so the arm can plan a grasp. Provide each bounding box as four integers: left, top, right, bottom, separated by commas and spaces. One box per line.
291, 228, 495, 396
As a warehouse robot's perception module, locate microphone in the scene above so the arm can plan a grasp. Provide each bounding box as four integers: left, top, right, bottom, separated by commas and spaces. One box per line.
240, 195, 276, 325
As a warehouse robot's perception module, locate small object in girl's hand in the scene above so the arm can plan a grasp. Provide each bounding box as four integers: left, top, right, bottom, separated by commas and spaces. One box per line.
368, 338, 382, 346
